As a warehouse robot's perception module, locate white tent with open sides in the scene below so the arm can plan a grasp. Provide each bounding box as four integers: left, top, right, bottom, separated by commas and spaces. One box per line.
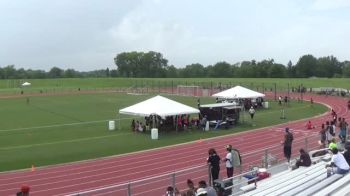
119, 95, 200, 117
21, 82, 31, 86
212, 85, 265, 99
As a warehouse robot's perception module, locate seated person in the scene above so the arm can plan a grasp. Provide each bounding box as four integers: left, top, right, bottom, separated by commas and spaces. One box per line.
328, 138, 337, 150
306, 121, 314, 130
293, 148, 311, 169
138, 122, 144, 132
325, 148, 350, 175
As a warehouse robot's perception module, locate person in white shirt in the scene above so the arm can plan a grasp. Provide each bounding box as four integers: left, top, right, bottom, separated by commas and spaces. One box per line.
224, 145, 234, 178
248, 107, 255, 120
326, 148, 350, 175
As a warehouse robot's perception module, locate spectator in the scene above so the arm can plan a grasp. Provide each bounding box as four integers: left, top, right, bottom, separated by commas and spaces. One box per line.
328, 138, 337, 150
293, 148, 311, 169
325, 148, 350, 175
339, 118, 348, 143
306, 121, 314, 130
131, 119, 136, 132
198, 180, 217, 196
16, 185, 30, 196
278, 96, 282, 105
165, 186, 180, 196
282, 127, 294, 163
207, 148, 221, 182
195, 188, 207, 196
344, 142, 350, 166
248, 106, 255, 120
326, 121, 333, 144
201, 116, 207, 131
319, 123, 326, 145
224, 145, 234, 178
181, 179, 196, 196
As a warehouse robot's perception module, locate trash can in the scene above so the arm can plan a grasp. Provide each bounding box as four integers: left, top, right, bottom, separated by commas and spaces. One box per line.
264, 102, 269, 109
108, 120, 115, 131
151, 128, 158, 140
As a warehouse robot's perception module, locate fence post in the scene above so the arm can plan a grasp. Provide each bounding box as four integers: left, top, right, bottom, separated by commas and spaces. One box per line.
172, 172, 176, 190
172, 80, 174, 94
274, 83, 277, 101
264, 149, 269, 168
305, 137, 308, 152
127, 182, 131, 196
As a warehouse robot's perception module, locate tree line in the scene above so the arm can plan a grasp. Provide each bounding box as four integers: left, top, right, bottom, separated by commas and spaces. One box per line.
1, 51, 350, 79
115, 51, 350, 78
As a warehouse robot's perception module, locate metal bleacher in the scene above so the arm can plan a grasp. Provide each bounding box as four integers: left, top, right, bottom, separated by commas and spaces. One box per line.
240, 159, 350, 196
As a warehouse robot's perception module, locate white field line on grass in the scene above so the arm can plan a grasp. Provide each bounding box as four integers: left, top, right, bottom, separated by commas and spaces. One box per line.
0, 133, 133, 150
0, 117, 134, 133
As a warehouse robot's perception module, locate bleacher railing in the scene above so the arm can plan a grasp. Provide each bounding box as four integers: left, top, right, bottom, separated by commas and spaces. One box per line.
66, 133, 321, 196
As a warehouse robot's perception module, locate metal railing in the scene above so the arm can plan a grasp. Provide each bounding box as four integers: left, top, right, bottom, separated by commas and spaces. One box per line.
66, 133, 321, 196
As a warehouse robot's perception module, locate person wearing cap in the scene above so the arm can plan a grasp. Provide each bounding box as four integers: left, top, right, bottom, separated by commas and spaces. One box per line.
282, 127, 294, 163
224, 145, 234, 178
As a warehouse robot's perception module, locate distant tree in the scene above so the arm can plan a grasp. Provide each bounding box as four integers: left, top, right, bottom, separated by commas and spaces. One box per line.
238, 61, 256, 78
342, 61, 350, 77
181, 63, 205, 77
49, 67, 64, 78
105, 68, 110, 77
287, 60, 295, 78
2, 65, 16, 79
165, 65, 179, 78
295, 54, 317, 77
110, 69, 118, 77
114, 51, 168, 77
64, 69, 77, 78
211, 61, 232, 78
268, 63, 286, 78
316, 56, 341, 78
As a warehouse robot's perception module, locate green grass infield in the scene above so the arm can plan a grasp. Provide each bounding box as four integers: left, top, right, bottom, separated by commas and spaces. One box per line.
0, 92, 327, 171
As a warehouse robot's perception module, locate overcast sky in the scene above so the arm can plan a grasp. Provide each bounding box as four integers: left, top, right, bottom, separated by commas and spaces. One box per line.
0, 0, 349, 71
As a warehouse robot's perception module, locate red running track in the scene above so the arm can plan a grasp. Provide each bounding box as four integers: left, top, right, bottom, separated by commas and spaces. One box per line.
0, 93, 349, 196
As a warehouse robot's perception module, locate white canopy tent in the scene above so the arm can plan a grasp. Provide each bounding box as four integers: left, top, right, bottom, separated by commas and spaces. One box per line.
21, 82, 31, 86
119, 95, 200, 117
212, 85, 265, 99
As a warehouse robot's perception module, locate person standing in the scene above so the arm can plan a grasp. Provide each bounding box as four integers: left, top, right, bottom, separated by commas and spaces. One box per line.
224, 145, 234, 178
282, 127, 294, 163
319, 123, 327, 145
248, 106, 255, 120
207, 148, 221, 182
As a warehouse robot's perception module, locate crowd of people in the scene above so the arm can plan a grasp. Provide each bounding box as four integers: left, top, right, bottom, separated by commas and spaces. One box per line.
163, 99, 350, 196
165, 179, 221, 196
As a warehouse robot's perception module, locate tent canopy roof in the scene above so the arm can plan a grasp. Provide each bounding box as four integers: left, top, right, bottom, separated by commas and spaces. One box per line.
212, 85, 265, 99
22, 82, 31, 86
119, 95, 199, 117
200, 102, 238, 108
